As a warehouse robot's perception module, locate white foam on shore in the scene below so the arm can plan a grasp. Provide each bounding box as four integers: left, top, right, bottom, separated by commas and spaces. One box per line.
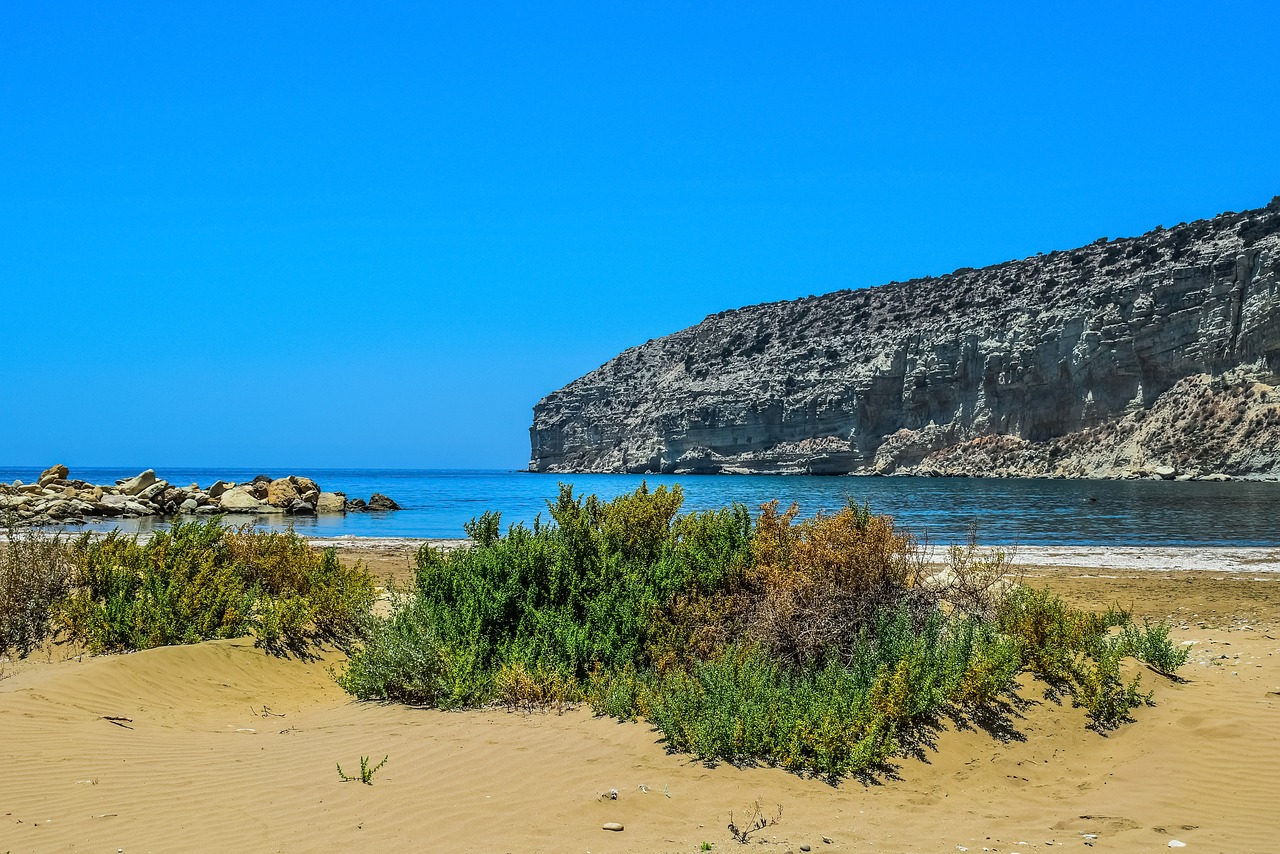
306, 536, 470, 551
1011, 545, 1280, 573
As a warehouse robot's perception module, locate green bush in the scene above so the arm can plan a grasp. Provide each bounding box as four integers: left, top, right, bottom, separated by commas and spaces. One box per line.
336, 594, 453, 705
55, 519, 374, 655
1117, 619, 1190, 676
339, 487, 1188, 776
997, 585, 1159, 730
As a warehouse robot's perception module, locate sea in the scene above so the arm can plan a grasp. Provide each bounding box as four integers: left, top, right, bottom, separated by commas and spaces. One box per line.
3, 466, 1279, 548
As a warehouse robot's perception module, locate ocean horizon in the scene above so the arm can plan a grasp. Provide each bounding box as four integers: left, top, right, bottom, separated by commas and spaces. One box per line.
4, 465, 1279, 548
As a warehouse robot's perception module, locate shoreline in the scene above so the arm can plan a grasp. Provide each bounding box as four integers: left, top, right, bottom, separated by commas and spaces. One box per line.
311, 536, 1280, 573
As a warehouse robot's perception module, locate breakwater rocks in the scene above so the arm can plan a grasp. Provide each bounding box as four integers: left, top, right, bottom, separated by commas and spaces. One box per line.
530, 196, 1280, 480
0, 465, 402, 527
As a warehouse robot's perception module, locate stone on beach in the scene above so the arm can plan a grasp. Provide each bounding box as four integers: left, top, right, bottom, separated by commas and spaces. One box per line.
7, 465, 400, 526
38, 463, 69, 486
367, 493, 401, 511
267, 478, 301, 507
135, 480, 170, 502
219, 486, 266, 512
316, 492, 346, 513
207, 480, 235, 499
119, 469, 158, 496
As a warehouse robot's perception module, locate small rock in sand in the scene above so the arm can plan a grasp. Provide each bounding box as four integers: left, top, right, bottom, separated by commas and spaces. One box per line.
1168, 842, 1186, 849
602, 822, 624, 832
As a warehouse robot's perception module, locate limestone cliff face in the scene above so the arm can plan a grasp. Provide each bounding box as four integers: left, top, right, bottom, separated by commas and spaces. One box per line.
530, 198, 1280, 479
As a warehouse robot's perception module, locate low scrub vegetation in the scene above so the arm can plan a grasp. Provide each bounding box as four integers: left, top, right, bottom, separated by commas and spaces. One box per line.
0, 525, 78, 657
1, 519, 374, 657
339, 485, 1187, 778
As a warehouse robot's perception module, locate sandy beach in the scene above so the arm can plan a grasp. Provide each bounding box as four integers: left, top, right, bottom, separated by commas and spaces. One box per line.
2, 551, 1279, 853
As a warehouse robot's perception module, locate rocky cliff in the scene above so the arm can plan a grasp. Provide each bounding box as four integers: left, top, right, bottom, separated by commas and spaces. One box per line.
530, 197, 1280, 479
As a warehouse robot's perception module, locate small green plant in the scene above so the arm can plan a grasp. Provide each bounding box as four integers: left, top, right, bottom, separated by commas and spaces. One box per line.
337, 754, 388, 785
700, 842, 713, 851
1118, 619, 1190, 676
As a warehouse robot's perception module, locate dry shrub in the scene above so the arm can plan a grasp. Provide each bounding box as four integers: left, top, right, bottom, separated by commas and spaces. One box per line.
744, 501, 926, 665
923, 531, 1022, 621
0, 525, 77, 657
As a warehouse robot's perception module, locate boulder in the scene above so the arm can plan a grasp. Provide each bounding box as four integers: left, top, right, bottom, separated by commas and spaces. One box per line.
367, 493, 401, 511
207, 480, 235, 499
290, 476, 320, 496
1153, 464, 1177, 480
100, 494, 130, 507
249, 481, 270, 500
219, 486, 266, 512
123, 500, 156, 516
179, 498, 200, 513
251, 474, 273, 484
346, 497, 367, 511
120, 469, 158, 496
266, 478, 301, 507
136, 480, 170, 502
38, 464, 69, 486
316, 492, 345, 513
287, 499, 316, 515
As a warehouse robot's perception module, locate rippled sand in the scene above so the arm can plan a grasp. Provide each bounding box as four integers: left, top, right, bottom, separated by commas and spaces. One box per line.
2, 563, 1279, 852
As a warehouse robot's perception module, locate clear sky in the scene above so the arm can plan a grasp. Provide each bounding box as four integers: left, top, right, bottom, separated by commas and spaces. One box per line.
3, 2, 1278, 470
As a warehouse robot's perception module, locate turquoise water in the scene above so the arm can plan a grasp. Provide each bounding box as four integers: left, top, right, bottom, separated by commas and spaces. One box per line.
3, 466, 1278, 546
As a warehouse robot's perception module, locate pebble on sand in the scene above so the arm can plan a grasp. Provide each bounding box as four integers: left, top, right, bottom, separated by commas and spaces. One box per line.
602, 822, 624, 832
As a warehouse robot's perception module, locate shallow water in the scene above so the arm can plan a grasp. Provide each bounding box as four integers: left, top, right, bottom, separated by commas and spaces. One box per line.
4, 466, 1279, 547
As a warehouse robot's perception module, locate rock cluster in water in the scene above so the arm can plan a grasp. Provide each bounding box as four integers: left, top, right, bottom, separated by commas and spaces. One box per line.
0, 465, 402, 527
530, 196, 1280, 480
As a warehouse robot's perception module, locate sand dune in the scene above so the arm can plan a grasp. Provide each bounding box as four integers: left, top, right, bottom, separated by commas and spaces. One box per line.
2, 571, 1279, 853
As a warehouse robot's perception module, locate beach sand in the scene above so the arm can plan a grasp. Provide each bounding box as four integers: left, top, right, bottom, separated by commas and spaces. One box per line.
3, 554, 1279, 853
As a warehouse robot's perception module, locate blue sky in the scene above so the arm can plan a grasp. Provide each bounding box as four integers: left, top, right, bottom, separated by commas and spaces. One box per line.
3, 1, 1278, 469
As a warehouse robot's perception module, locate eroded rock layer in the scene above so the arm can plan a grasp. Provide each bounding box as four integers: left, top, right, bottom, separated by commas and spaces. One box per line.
530, 198, 1280, 479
